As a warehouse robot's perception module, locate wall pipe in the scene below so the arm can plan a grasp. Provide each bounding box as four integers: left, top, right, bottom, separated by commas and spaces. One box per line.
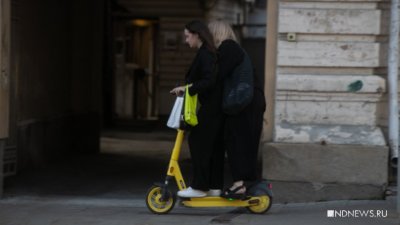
388, 0, 400, 214
389, 0, 399, 165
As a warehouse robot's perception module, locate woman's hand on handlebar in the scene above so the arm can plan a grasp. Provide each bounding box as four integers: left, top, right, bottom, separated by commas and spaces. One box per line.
170, 86, 185, 96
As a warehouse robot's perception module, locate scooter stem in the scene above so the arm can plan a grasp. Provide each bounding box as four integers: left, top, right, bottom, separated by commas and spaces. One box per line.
171, 129, 184, 161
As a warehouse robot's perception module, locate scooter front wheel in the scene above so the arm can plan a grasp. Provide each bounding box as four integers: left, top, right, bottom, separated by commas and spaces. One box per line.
146, 185, 176, 214
247, 194, 272, 214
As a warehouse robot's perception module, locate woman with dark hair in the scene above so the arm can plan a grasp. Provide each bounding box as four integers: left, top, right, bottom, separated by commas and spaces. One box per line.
170, 20, 225, 198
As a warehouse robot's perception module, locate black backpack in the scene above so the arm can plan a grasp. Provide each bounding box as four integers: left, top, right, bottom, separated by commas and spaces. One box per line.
222, 48, 254, 115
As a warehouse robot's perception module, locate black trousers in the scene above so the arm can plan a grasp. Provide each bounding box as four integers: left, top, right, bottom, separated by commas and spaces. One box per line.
188, 104, 225, 191
224, 89, 266, 182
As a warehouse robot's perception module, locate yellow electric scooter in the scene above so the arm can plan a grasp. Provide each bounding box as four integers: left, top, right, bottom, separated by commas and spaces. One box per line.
145, 129, 273, 214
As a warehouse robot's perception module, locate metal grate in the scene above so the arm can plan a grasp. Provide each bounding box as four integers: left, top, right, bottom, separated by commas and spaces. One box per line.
4, 145, 17, 177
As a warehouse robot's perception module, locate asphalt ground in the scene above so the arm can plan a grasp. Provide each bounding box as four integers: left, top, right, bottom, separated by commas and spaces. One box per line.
0, 130, 397, 225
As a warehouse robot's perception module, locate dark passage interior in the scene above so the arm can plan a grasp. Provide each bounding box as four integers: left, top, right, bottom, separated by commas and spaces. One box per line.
3, 0, 263, 198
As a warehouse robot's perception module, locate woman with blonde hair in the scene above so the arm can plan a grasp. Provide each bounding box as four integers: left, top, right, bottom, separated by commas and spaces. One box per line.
208, 20, 237, 48
208, 20, 266, 199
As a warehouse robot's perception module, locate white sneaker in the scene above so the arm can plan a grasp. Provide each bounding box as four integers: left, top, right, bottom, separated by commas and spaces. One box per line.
177, 187, 207, 198
207, 189, 222, 197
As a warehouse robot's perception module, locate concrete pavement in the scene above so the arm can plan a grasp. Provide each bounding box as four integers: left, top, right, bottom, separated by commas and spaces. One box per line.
1, 129, 398, 225
0, 195, 397, 225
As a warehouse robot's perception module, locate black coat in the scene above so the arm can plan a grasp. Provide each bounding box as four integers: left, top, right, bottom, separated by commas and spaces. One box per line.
184, 44, 225, 190
218, 39, 264, 92
185, 44, 217, 105
219, 39, 266, 182
218, 39, 244, 82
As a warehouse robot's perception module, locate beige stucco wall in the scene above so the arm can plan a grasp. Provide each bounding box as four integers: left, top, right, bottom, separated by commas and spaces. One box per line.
262, 0, 391, 202
274, 0, 391, 145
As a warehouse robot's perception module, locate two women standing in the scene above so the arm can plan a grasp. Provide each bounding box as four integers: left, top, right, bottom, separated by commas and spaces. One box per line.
170, 20, 266, 199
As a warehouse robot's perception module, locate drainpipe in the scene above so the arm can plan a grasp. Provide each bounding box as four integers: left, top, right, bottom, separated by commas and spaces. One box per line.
388, 0, 399, 165
388, 0, 400, 214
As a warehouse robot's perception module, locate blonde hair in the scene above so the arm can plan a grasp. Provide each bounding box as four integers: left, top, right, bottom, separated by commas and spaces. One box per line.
208, 20, 237, 48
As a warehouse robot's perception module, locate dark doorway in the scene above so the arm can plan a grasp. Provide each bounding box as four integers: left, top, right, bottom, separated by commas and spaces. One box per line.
104, 15, 160, 130
242, 38, 266, 88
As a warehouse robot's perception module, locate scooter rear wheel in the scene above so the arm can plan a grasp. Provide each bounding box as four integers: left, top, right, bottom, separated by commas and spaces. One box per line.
146, 185, 176, 214
247, 194, 272, 214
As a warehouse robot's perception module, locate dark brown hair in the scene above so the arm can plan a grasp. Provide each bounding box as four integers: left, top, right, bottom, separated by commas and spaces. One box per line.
185, 20, 217, 54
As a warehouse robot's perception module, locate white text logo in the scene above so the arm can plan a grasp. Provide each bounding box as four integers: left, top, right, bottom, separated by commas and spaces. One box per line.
327, 209, 388, 218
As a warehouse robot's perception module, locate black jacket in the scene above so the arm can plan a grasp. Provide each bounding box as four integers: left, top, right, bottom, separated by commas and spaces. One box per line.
185, 44, 217, 104
218, 39, 264, 92
218, 39, 244, 81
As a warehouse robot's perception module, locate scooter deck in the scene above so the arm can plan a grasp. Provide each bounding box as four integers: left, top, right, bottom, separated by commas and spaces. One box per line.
181, 196, 265, 207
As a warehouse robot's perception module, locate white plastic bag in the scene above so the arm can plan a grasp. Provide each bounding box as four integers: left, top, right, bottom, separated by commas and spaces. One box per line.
167, 96, 184, 129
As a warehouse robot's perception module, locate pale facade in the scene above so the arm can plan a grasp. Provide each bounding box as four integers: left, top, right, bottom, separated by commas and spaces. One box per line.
262, 0, 391, 202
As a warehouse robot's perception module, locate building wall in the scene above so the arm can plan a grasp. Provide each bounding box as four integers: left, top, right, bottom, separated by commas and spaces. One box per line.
117, 0, 202, 116
158, 17, 199, 115
0, 0, 10, 140
206, 0, 241, 24
118, 0, 242, 115
274, 1, 388, 145
157, 1, 241, 114
10, 0, 104, 169
117, 0, 202, 17
262, 0, 390, 202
